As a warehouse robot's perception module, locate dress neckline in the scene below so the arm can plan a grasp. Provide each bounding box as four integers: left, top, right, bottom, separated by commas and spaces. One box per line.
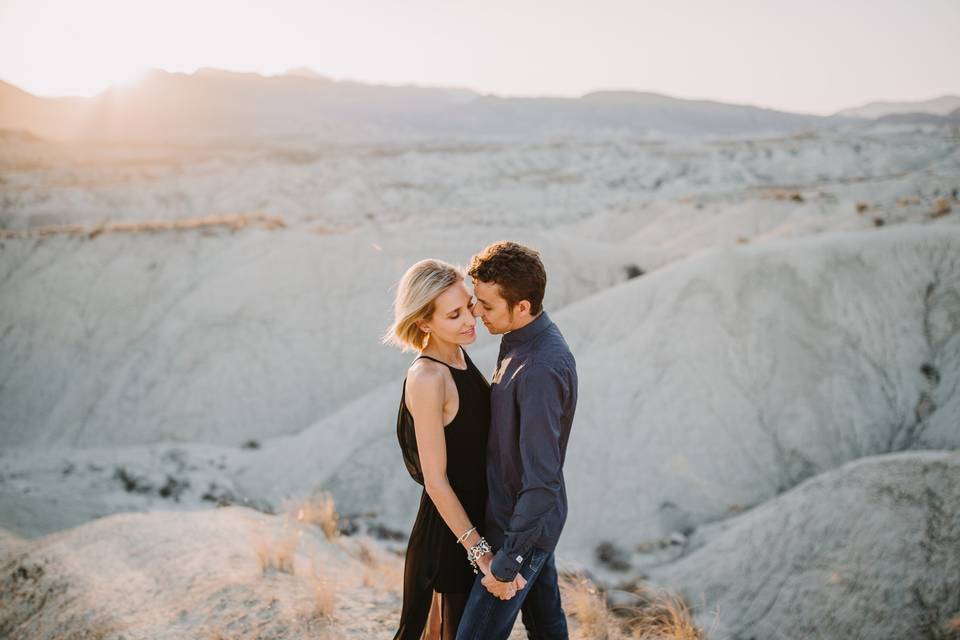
416, 346, 469, 371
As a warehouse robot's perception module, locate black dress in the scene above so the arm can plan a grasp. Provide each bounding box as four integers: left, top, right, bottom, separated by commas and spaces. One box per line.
394, 347, 490, 640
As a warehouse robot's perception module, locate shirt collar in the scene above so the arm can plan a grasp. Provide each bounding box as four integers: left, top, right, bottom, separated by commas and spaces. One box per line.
502, 311, 552, 348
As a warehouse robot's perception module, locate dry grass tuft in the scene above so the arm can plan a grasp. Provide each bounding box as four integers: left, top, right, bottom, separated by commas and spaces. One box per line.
290, 491, 340, 542
252, 534, 272, 573
307, 554, 337, 619
560, 573, 708, 640
619, 584, 705, 640
562, 573, 617, 638
362, 571, 377, 589
946, 614, 960, 633
310, 223, 359, 236
765, 188, 804, 203
355, 538, 378, 568
252, 526, 301, 575
932, 197, 952, 218
352, 537, 405, 594
307, 574, 336, 619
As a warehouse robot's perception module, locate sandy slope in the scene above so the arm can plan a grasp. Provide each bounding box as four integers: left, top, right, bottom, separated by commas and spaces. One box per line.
0, 505, 539, 639
0, 506, 406, 639
649, 451, 960, 640
2, 453, 955, 639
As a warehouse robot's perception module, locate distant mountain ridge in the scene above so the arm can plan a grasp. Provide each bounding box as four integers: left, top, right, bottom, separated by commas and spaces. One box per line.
0, 68, 898, 142
872, 106, 960, 126
836, 94, 960, 119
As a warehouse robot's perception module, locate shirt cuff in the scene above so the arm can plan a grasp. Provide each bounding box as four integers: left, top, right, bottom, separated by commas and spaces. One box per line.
490, 548, 525, 582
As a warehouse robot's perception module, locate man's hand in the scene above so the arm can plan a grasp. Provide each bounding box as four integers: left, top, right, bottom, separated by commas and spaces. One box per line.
512, 573, 527, 592
481, 571, 528, 601
481, 574, 518, 600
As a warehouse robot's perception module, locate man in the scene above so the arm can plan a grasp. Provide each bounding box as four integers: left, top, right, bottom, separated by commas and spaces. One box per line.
457, 241, 578, 640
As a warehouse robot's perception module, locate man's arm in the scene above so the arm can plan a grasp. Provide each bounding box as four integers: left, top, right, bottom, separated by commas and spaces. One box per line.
489, 362, 567, 582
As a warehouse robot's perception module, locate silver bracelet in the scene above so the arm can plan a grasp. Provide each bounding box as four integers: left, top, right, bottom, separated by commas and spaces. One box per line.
456, 526, 477, 545
466, 537, 492, 574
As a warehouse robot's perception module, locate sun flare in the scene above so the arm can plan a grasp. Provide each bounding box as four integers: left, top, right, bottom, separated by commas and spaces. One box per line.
24, 64, 149, 97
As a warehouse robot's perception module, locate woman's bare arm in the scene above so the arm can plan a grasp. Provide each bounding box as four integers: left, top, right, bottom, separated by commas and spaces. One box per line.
406, 362, 492, 574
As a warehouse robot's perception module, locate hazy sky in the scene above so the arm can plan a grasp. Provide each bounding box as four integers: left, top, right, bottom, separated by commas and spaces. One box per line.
1, 0, 958, 114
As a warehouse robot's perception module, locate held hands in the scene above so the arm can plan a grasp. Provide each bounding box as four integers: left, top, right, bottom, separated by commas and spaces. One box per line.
481, 571, 527, 601
464, 534, 527, 601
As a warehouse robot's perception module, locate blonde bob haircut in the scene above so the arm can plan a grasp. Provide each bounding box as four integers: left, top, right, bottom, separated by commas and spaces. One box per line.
383, 259, 465, 352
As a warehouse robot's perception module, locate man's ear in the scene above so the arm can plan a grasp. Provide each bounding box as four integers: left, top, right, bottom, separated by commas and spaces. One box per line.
517, 300, 531, 316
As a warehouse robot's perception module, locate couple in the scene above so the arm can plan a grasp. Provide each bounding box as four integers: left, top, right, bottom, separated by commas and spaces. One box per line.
384, 241, 578, 640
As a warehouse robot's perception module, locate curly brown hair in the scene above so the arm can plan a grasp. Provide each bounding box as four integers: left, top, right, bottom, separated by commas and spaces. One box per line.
467, 241, 546, 315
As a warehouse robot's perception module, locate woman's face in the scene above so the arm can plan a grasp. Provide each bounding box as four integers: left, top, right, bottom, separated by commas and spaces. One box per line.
420, 281, 477, 346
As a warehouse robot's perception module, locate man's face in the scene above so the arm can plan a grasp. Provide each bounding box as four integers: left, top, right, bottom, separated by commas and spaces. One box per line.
472, 280, 515, 335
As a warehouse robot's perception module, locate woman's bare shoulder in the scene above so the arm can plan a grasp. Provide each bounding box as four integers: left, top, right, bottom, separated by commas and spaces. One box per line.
406, 359, 446, 394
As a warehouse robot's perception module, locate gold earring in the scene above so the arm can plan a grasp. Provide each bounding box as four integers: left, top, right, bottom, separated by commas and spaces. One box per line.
421, 328, 430, 349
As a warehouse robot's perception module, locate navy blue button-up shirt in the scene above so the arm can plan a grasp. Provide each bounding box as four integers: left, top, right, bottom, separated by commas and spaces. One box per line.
485, 311, 578, 581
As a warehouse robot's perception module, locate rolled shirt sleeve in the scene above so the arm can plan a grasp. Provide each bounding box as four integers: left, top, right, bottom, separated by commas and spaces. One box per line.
490, 363, 567, 581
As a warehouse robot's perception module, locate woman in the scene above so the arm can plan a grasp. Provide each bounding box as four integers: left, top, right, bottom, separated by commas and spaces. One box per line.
383, 259, 505, 640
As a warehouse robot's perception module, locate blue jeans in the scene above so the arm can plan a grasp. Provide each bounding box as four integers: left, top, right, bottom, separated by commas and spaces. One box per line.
455, 548, 569, 640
